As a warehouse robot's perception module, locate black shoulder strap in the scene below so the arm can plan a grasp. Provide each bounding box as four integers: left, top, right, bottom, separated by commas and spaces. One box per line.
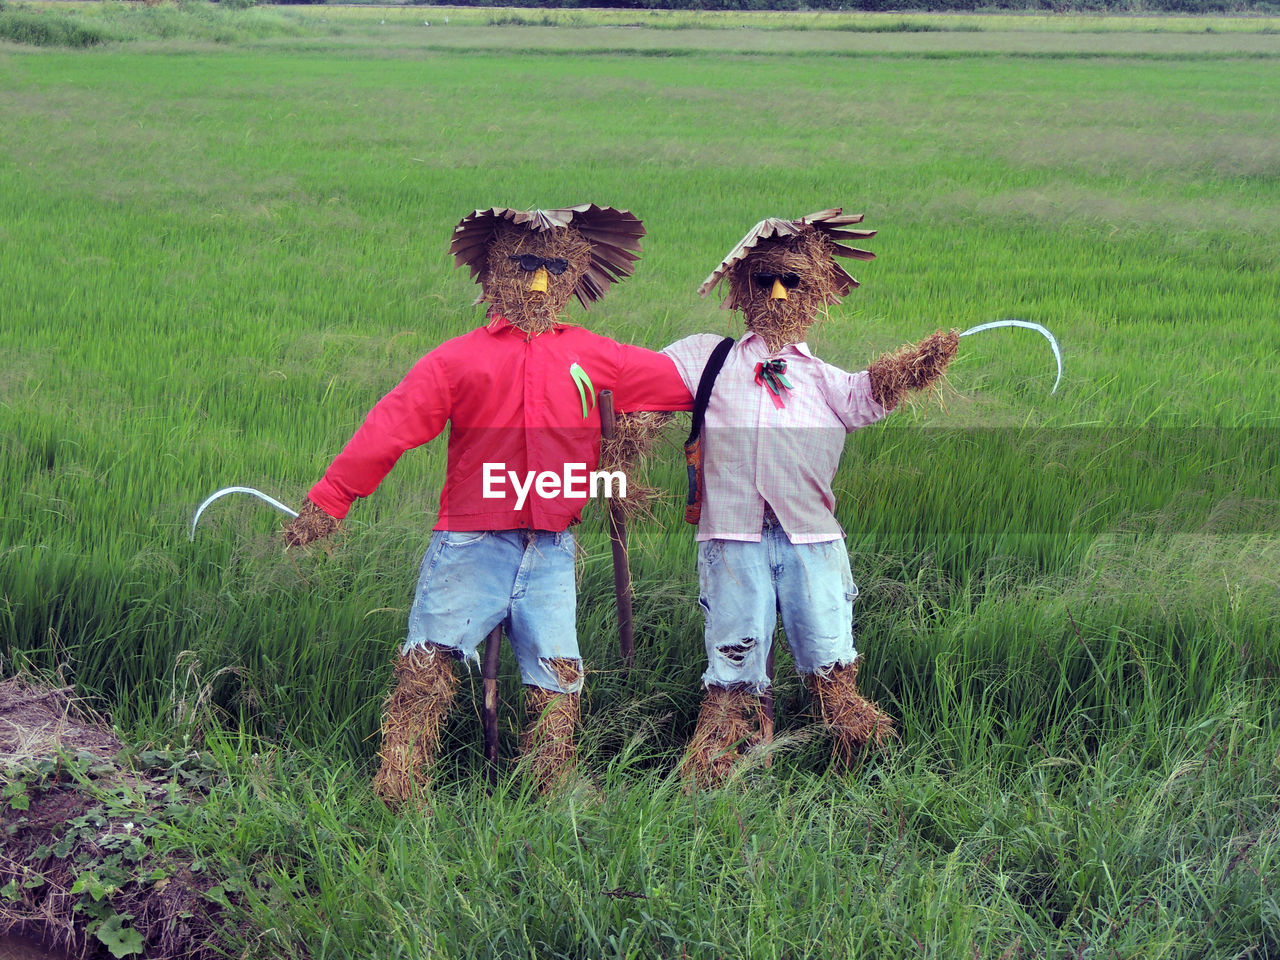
685, 337, 736, 445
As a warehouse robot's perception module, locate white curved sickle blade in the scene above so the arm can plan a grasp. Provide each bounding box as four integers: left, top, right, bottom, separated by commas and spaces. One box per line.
959, 319, 1063, 394
189, 486, 299, 541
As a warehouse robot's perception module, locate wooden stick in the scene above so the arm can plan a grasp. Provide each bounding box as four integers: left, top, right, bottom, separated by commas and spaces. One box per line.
482, 623, 503, 784
597, 390, 635, 668
760, 645, 775, 767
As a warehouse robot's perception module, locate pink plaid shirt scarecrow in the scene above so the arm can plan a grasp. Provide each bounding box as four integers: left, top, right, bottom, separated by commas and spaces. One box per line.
664, 332, 887, 544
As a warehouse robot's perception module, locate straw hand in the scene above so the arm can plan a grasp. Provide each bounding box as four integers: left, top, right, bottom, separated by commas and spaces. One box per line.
868, 328, 959, 411
283, 499, 340, 547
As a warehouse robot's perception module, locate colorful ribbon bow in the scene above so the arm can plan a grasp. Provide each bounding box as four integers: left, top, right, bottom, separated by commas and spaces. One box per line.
754, 359, 793, 410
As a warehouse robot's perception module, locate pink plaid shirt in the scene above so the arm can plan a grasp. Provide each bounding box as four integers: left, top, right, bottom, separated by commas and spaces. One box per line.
663, 332, 887, 543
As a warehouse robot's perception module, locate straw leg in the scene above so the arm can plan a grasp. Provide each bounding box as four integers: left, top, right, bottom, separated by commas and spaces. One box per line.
520, 660, 582, 794
372, 643, 459, 806
806, 660, 897, 768
679, 684, 758, 789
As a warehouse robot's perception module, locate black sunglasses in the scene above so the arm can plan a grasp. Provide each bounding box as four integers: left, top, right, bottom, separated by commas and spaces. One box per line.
509, 254, 570, 275
752, 272, 801, 290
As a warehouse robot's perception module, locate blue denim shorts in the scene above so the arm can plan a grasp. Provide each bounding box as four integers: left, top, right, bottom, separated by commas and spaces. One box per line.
404, 529, 582, 693
697, 526, 858, 693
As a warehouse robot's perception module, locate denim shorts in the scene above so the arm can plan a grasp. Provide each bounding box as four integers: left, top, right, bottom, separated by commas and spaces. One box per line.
404, 529, 582, 693
697, 526, 858, 693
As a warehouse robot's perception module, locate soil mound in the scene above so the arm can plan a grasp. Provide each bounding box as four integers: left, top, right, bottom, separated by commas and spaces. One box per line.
0, 677, 123, 764
1, 676, 231, 960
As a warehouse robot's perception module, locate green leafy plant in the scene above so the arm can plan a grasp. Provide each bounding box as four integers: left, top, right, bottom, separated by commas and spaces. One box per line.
94, 912, 146, 958
2, 778, 30, 811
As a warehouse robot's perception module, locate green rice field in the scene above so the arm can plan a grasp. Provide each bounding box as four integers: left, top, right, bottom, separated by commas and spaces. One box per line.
2, 6, 1278, 957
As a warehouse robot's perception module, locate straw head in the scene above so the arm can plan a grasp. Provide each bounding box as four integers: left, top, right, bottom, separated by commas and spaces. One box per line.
698, 208, 876, 310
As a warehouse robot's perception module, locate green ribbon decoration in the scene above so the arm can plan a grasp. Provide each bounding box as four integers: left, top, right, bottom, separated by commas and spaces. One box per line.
570, 362, 596, 419
754, 359, 793, 408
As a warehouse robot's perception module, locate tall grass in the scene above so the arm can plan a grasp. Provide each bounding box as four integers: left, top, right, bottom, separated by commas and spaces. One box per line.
0, 0, 321, 47
151, 694, 1279, 958
0, 8, 110, 46
1, 17, 1277, 957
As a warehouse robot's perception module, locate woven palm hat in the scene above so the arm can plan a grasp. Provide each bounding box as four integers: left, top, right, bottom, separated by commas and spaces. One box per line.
450, 204, 646, 310
698, 208, 876, 310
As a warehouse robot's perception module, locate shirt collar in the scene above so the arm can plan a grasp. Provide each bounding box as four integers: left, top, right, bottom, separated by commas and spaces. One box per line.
484, 312, 570, 335
740, 331, 813, 359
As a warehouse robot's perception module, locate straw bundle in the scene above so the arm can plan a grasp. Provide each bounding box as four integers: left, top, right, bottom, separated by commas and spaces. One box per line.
521, 663, 582, 794
679, 685, 759, 788
599, 410, 673, 521
866, 328, 960, 412
283, 498, 339, 547
371, 643, 460, 805
806, 661, 896, 768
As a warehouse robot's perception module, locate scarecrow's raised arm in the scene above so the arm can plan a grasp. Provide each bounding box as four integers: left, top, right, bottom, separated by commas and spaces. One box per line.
865, 328, 960, 415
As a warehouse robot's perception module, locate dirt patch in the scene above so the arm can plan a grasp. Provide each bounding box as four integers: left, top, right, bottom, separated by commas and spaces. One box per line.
0, 678, 122, 766
0, 928, 72, 960
0, 676, 234, 960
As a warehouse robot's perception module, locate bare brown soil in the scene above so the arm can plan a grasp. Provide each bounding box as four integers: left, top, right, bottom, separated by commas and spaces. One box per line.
0, 676, 230, 960
0, 678, 122, 766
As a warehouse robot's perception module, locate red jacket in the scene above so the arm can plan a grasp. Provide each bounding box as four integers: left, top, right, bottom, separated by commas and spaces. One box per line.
309, 314, 692, 531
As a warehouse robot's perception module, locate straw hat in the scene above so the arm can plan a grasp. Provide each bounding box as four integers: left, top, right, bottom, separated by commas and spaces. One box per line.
450, 204, 646, 309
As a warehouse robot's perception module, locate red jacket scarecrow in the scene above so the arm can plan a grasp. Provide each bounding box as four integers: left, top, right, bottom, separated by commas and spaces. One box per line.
285, 205, 691, 803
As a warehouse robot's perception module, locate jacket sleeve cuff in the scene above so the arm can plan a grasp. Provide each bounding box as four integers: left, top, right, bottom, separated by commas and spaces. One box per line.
306, 480, 353, 520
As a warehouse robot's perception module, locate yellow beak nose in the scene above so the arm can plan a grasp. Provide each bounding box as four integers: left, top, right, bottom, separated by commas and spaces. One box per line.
770, 278, 789, 301
527, 266, 549, 294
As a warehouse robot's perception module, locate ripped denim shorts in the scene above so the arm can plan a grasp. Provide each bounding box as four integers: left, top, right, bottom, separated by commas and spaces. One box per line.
696, 525, 858, 693
404, 529, 582, 693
